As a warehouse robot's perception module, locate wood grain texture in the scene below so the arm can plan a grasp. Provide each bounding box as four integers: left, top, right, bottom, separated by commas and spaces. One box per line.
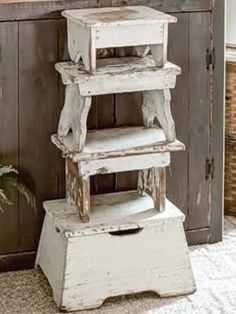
188, 12, 211, 229
18, 20, 62, 251
98, 0, 211, 12
0, 22, 19, 254
166, 13, 189, 227
0, 0, 98, 22
210, 0, 224, 243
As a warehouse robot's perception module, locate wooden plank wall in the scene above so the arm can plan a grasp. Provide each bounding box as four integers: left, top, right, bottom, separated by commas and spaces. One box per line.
0, 0, 224, 270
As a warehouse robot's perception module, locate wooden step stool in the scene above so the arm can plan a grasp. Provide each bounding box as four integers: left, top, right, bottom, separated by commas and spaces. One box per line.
35, 191, 196, 311
62, 6, 177, 73
55, 56, 181, 151
51, 127, 185, 222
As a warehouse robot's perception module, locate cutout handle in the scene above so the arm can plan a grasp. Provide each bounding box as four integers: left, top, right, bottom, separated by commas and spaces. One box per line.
109, 227, 143, 236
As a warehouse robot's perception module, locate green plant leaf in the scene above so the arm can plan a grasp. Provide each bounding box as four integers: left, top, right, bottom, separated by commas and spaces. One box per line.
0, 188, 13, 212
0, 164, 18, 177
1, 176, 36, 210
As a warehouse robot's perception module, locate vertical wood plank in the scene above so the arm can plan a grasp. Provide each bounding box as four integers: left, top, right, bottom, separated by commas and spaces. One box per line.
96, 93, 116, 194
115, 92, 142, 191
167, 13, 189, 227
19, 20, 61, 251
210, 0, 224, 243
188, 12, 211, 229
0, 22, 19, 253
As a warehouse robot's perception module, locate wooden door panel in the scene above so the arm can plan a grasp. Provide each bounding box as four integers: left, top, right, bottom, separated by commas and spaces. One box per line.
167, 13, 189, 227
0, 22, 19, 253
18, 20, 62, 251
188, 12, 211, 229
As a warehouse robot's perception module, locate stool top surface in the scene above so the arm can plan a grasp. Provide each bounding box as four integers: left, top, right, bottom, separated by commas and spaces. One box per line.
56, 56, 181, 96
51, 127, 185, 163
44, 192, 184, 237
62, 6, 177, 27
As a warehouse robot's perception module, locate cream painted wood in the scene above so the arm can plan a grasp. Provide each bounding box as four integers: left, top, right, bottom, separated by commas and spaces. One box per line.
65, 150, 171, 221
62, 6, 177, 73
53, 128, 184, 221
58, 84, 92, 151
138, 168, 166, 212
36, 192, 196, 311
142, 89, 176, 142
51, 127, 185, 162
55, 57, 181, 96
78, 152, 170, 177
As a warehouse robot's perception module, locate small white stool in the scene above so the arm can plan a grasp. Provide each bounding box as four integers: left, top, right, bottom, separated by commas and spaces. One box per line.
36, 192, 196, 311
51, 127, 185, 222
62, 6, 177, 73
55, 56, 181, 152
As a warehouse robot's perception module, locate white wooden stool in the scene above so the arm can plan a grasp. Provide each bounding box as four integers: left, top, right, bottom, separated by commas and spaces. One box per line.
62, 6, 177, 74
35, 192, 196, 311
55, 56, 181, 152
51, 127, 185, 222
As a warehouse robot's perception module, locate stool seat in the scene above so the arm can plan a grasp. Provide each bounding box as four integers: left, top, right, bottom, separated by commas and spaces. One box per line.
62, 6, 177, 27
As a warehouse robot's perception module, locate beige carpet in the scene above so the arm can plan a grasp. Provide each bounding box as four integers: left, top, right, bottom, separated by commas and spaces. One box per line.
1, 217, 236, 314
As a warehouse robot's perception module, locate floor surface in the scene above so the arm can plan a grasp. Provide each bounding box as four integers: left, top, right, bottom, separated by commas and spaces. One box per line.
0, 217, 236, 314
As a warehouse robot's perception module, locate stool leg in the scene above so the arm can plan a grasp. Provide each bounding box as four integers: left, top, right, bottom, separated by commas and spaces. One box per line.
66, 159, 90, 223
58, 84, 92, 151
138, 168, 166, 212
142, 89, 176, 142
81, 29, 96, 74
134, 45, 150, 57
150, 23, 168, 67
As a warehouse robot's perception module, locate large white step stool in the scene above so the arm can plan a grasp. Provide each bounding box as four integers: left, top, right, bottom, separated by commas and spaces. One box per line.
63, 6, 177, 73
36, 191, 196, 311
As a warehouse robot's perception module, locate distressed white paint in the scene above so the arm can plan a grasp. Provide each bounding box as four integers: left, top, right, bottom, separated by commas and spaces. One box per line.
58, 84, 91, 151
79, 152, 170, 176
55, 57, 181, 96
142, 89, 176, 142
51, 127, 185, 162
62, 6, 177, 73
36, 193, 196, 311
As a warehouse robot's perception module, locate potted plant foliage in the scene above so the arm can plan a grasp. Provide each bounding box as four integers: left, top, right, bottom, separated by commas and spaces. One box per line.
0, 163, 35, 212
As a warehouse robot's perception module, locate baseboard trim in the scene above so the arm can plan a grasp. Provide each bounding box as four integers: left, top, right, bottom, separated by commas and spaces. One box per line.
186, 228, 210, 245
0, 251, 36, 272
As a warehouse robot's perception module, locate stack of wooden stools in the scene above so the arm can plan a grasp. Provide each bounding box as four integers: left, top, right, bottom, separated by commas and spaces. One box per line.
36, 6, 195, 311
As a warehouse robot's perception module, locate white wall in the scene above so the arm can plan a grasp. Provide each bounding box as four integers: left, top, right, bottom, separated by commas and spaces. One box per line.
226, 0, 236, 47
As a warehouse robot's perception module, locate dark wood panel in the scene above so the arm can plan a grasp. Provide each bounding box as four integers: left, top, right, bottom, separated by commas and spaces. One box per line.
115, 92, 142, 191
188, 12, 211, 229
186, 228, 210, 245
18, 20, 62, 251
96, 94, 116, 194
167, 13, 189, 227
0, 251, 35, 272
98, 0, 211, 12
210, 0, 224, 243
0, 22, 19, 253
0, 0, 98, 21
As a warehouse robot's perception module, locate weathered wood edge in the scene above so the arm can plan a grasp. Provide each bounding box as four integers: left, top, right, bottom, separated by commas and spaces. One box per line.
0, 0, 212, 22
51, 133, 185, 162
43, 196, 185, 237
209, 0, 224, 243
